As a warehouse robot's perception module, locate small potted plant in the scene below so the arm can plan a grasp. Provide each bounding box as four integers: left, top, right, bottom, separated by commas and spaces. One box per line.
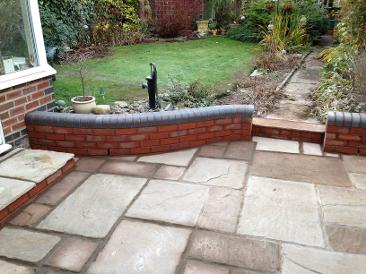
71, 66, 96, 114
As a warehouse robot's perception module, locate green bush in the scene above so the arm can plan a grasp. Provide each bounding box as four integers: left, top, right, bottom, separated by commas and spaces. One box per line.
294, 0, 330, 44
39, 0, 141, 49
226, 19, 262, 42
228, 0, 329, 44
163, 79, 218, 108
39, 0, 94, 48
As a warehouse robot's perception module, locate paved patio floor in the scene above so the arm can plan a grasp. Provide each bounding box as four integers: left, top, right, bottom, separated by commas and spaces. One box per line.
1, 138, 366, 273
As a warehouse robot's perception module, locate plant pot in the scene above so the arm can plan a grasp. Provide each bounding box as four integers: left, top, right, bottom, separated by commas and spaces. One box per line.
196, 20, 209, 33
71, 96, 96, 114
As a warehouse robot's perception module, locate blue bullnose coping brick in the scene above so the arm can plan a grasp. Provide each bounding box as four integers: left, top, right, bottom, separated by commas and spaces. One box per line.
328, 112, 366, 128
26, 105, 254, 129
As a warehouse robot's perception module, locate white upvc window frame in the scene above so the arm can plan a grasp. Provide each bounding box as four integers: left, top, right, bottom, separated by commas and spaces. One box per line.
0, 0, 56, 91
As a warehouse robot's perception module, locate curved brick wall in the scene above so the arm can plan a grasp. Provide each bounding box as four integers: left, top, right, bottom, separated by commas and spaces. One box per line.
26, 105, 254, 156
324, 112, 366, 155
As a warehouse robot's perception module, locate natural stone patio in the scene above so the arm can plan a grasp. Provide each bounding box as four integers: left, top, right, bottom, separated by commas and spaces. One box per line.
1, 137, 366, 273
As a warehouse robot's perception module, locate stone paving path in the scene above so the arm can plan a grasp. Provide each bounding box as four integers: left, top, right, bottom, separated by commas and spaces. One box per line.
1, 138, 366, 273
266, 52, 323, 123
266, 47, 327, 123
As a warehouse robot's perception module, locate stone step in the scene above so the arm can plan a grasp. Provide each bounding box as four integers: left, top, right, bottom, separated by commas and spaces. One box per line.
0, 149, 76, 226
253, 117, 325, 144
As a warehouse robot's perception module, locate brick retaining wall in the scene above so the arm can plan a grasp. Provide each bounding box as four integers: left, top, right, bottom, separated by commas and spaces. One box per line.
324, 112, 366, 155
0, 77, 55, 147
253, 118, 325, 144
26, 105, 253, 156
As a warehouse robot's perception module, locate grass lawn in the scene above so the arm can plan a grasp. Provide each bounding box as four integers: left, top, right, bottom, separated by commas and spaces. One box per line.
54, 37, 257, 104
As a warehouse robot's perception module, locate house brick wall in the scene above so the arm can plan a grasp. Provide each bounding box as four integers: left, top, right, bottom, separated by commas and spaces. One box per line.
153, 0, 204, 32
0, 77, 55, 147
324, 112, 366, 155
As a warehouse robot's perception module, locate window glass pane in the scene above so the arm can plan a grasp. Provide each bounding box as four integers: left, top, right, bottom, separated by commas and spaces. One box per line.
0, 0, 38, 76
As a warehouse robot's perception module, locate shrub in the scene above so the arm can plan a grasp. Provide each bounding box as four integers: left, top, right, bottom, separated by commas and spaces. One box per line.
226, 18, 262, 42
39, 0, 94, 48
294, 0, 330, 44
93, 0, 141, 45
162, 79, 218, 108
39, 0, 142, 49
260, 13, 307, 55
229, 0, 329, 44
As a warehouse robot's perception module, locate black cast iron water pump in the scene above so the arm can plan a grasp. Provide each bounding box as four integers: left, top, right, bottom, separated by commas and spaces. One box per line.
142, 63, 160, 110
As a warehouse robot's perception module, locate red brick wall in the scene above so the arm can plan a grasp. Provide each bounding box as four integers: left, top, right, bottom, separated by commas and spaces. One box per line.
27, 118, 252, 156
0, 77, 55, 147
153, 0, 203, 32
253, 118, 325, 144
324, 126, 363, 155
324, 112, 366, 155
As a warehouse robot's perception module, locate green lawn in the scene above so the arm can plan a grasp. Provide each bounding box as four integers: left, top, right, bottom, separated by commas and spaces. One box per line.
54, 37, 257, 104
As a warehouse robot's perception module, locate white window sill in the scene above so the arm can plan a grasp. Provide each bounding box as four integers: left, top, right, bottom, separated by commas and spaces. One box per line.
0, 65, 56, 91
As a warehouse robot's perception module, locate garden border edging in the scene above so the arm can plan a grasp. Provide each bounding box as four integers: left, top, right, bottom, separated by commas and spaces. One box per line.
324, 111, 366, 155
25, 105, 254, 156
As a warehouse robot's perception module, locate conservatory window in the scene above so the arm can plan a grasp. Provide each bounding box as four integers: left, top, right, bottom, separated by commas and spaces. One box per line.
0, 0, 55, 90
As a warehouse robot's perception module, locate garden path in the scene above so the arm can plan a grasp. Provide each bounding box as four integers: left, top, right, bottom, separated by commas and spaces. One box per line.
266, 36, 333, 123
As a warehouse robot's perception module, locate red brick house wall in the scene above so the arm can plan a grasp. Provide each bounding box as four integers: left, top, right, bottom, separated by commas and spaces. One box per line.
0, 77, 55, 147
152, 0, 204, 32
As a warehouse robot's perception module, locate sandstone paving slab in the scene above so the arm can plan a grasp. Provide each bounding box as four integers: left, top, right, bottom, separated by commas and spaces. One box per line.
0, 227, 60, 263
326, 224, 366, 255
10, 203, 51, 226
224, 141, 255, 161
318, 185, 366, 228
188, 230, 280, 273
253, 137, 300, 154
75, 157, 106, 172
100, 161, 158, 177
0, 150, 74, 183
199, 145, 226, 158
237, 176, 324, 247
349, 173, 366, 189
109, 155, 138, 161
0, 259, 34, 274
126, 180, 209, 226
36, 171, 89, 205
138, 148, 197, 166
154, 165, 185, 180
45, 238, 98, 272
0, 178, 35, 210
183, 157, 248, 189
38, 174, 146, 238
282, 244, 366, 274
251, 152, 351, 186
323, 206, 366, 228
343, 155, 366, 174
303, 142, 323, 156
183, 260, 229, 274
198, 187, 242, 233
87, 220, 190, 274
318, 185, 366, 205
